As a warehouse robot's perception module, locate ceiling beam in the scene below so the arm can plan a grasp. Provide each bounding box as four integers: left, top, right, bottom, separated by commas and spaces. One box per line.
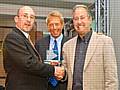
0, 0, 94, 9
0, 3, 72, 17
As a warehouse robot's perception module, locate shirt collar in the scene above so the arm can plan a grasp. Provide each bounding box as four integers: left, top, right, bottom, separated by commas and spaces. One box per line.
50, 34, 63, 43
16, 26, 29, 39
78, 30, 92, 43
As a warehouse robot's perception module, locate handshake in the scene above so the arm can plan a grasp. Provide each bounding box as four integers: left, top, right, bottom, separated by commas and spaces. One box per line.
54, 66, 65, 80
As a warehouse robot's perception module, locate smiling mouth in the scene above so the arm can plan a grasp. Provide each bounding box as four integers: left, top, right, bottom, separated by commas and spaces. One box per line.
77, 25, 84, 28
25, 23, 31, 26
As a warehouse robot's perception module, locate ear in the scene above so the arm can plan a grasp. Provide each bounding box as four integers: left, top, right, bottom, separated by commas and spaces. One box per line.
14, 16, 18, 23
89, 16, 92, 24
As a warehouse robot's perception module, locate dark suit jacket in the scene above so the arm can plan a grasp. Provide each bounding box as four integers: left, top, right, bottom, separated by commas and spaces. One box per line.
3, 27, 54, 90
35, 35, 69, 90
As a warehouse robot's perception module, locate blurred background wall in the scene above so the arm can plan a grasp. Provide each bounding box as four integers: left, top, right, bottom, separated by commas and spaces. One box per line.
0, 0, 119, 89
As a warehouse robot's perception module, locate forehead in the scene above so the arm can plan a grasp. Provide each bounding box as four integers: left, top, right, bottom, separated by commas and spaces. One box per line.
18, 6, 35, 16
73, 7, 88, 17
48, 16, 61, 23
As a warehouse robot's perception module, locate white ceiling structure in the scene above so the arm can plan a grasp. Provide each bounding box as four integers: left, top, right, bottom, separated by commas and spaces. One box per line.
0, 0, 95, 31
0, 0, 95, 17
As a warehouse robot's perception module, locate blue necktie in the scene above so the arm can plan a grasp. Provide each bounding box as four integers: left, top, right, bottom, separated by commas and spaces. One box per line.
52, 40, 58, 60
49, 40, 58, 87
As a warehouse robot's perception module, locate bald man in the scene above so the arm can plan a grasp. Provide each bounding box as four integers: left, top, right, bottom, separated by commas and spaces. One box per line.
3, 6, 64, 90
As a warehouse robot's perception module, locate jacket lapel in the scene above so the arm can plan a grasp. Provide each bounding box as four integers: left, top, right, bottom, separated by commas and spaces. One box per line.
46, 36, 50, 50
69, 36, 78, 74
13, 27, 42, 62
84, 32, 98, 71
60, 36, 68, 60
44, 36, 50, 60
26, 38, 42, 62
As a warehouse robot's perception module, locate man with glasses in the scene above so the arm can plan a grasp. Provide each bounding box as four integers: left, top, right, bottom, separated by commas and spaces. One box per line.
3, 6, 64, 90
62, 4, 118, 90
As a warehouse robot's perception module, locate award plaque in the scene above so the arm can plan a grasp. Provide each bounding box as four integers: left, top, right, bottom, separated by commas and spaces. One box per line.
44, 50, 60, 66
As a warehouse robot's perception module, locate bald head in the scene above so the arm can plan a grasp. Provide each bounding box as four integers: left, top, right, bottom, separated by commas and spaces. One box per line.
15, 6, 36, 33
17, 6, 35, 16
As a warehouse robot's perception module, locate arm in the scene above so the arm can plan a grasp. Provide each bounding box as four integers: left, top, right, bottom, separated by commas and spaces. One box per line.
3, 33, 54, 78
60, 44, 68, 82
104, 37, 118, 90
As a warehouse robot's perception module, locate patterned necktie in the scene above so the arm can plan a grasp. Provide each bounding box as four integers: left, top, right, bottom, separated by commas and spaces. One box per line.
49, 40, 58, 87
28, 35, 35, 48
28, 35, 42, 62
52, 40, 58, 60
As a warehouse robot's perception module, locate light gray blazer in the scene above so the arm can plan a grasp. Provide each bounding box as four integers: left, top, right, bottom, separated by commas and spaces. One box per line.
63, 32, 118, 90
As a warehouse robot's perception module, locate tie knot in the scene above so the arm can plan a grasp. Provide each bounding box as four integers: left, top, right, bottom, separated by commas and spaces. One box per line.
28, 35, 31, 40
53, 40, 58, 50
28, 35, 34, 47
54, 39, 57, 43
52, 39, 58, 60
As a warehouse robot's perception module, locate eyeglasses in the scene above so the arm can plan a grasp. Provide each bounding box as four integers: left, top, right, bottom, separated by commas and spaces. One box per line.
73, 15, 89, 21
18, 13, 35, 21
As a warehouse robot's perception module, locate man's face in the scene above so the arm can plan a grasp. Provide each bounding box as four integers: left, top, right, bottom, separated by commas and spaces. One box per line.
47, 16, 63, 38
15, 6, 35, 33
73, 7, 92, 36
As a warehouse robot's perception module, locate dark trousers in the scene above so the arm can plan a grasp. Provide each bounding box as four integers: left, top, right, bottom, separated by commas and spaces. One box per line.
47, 81, 67, 90
0, 85, 5, 90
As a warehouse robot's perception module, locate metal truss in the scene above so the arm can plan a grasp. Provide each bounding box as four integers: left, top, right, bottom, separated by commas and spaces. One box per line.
64, 0, 110, 37
95, 0, 110, 36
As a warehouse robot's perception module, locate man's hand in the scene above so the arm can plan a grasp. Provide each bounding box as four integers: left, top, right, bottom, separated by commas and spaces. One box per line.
50, 61, 60, 66
54, 66, 65, 80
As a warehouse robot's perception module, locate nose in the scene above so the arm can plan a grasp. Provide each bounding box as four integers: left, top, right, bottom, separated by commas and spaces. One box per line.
53, 24, 57, 29
78, 17, 82, 23
27, 17, 31, 22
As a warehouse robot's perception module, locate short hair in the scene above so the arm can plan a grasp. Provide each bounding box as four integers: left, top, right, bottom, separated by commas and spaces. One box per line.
72, 4, 91, 17
46, 11, 64, 25
17, 8, 20, 16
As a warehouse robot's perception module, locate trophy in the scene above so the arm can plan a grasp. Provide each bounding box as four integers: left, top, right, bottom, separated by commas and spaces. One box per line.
44, 50, 61, 66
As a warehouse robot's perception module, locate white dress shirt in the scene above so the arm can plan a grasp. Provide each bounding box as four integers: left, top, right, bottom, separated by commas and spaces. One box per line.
49, 34, 63, 61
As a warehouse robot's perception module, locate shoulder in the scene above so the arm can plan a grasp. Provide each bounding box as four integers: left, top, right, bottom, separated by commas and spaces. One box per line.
3, 29, 27, 48
62, 36, 70, 42
5, 29, 23, 42
36, 36, 49, 44
64, 36, 77, 46
96, 32, 111, 39
94, 32, 113, 43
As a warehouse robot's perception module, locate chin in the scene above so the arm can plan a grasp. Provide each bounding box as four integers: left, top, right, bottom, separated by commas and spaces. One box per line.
53, 35, 59, 38
23, 29, 31, 33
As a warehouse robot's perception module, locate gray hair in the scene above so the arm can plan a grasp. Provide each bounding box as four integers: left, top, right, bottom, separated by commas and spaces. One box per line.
73, 4, 91, 17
